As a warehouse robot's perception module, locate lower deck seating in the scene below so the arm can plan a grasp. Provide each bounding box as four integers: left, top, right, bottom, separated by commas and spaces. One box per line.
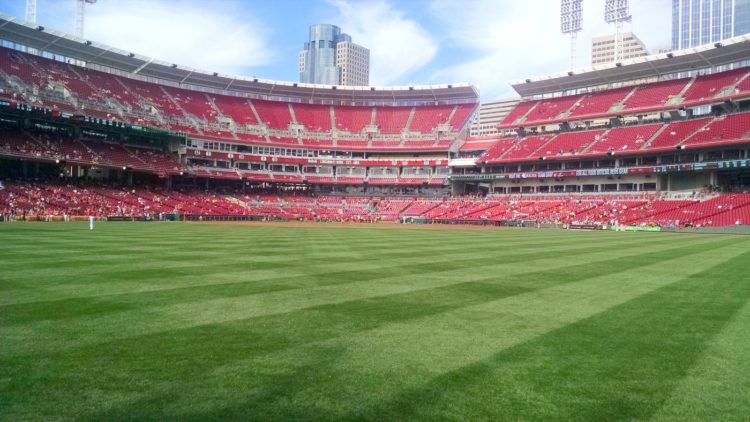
5, 182, 746, 228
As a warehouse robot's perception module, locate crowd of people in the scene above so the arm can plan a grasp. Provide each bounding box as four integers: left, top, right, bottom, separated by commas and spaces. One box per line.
2, 179, 749, 227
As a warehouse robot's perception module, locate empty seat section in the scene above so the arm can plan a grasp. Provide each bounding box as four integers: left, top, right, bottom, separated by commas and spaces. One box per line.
118, 78, 183, 117
211, 94, 258, 125
31, 134, 101, 163
536, 130, 604, 157
1, 132, 52, 159
631, 194, 750, 227
522, 95, 580, 123
336, 139, 368, 148
683, 112, 750, 146
435, 139, 452, 148
587, 124, 662, 154
449, 104, 476, 129
334, 106, 372, 132
162, 86, 217, 121
409, 105, 452, 132
293, 103, 332, 131
40, 59, 98, 101
735, 73, 750, 94
252, 99, 292, 129
462, 136, 502, 152
79, 68, 140, 109
500, 101, 536, 125
499, 135, 551, 161
300, 138, 334, 148
235, 133, 266, 144
126, 146, 182, 173
619, 200, 696, 224
477, 137, 517, 161
622, 78, 688, 111
568, 87, 633, 117
694, 198, 750, 226
81, 141, 150, 170
1, 51, 97, 102
682, 68, 749, 102
305, 175, 336, 184
374, 107, 411, 134
0, 47, 45, 85
647, 118, 711, 149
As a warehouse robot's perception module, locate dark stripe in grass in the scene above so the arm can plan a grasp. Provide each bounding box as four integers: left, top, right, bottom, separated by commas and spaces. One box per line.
344, 250, 750, 421
0, 235, 710, 325
2, 238, 744, 422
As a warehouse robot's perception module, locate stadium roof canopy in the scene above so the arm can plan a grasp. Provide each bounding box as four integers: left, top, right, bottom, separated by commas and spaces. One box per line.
511, 34, 750, 97
0, 14, 478, 106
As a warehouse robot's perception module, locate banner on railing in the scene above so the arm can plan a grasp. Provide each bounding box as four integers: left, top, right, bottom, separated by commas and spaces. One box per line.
623, 226, 662, 232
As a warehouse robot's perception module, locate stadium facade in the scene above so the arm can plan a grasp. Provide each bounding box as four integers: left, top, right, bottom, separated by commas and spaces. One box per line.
1, 13, 750, 228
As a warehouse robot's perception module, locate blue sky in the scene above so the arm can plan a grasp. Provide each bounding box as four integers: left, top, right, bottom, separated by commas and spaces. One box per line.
0, 0, 672, 100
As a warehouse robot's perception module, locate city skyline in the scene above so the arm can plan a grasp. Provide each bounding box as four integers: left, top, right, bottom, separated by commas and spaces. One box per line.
0, 0, 674, 100
299, 23, 370, 86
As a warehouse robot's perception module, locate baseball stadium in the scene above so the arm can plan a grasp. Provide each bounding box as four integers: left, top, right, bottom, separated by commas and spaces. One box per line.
2, 1, 750, 420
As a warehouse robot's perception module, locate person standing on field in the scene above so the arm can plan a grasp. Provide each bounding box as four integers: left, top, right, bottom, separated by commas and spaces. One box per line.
88, 209, 95, 231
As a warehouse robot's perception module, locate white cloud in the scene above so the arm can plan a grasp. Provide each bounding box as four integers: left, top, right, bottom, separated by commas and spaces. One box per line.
428, 0, 672, 101
81, 0, 273, 75
325, 0, 437, 86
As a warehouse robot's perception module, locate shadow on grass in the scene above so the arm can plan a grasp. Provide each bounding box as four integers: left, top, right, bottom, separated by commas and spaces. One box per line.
3, 239, 744, 420
1, 235, 704, 326
339, 249, 750, 421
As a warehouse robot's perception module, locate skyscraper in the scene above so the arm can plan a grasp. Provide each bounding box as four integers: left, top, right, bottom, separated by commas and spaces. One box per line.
672, 0, 750, 50
299, 24, 370, 86
591, 32, 648, 65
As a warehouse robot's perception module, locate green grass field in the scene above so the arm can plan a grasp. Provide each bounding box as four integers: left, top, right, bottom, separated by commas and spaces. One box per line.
2, 222, 750, 421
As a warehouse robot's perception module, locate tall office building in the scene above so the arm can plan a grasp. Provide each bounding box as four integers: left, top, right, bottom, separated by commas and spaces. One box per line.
672, 0, 750, 50
335, 36, 370, 86
299, 24, 370, 86
469, 98, 519, 137
591, 32, 648, 65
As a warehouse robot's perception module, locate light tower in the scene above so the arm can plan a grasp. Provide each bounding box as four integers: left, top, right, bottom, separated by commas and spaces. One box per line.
75, 0, 98, 38
561, 0, 583, 70
25, 0, 37, 24
604, 0, 632, 63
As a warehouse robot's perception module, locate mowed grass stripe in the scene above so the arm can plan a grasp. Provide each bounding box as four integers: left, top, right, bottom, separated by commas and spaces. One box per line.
1, 232, 730, 355
0, 223, 650, 262
0, 230, 685, 305
0, 234, 732, 357
0, 233, 734, 328
1, 224, 749, 421
7, 233, 744, 421
0, 222, 663, 254
651, 296, 750, 420
343, 250, 750, 421
0, 229, 629, 276
178, 238, 749, 421
0, 224, 585, 270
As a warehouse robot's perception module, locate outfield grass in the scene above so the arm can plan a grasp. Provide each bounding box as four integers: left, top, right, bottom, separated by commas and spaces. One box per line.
1, 222, 750, 421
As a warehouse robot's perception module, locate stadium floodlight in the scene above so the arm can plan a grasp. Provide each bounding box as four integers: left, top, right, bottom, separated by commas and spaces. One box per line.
604, 0, 632, 63
604, 0, 631, 23
75, 0, 97, 38
561, 0, 583, 70
25, 0, 37, 24
561, 0, 583, 33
